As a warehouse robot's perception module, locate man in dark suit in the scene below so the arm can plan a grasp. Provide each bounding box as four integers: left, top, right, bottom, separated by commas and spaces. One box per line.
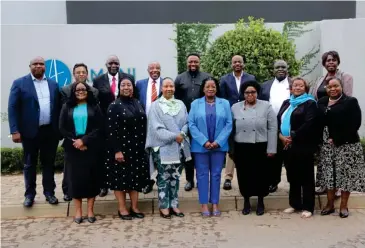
8, 56, 61, 207
136, 61, 163, 194
92, 55, 134, 197
259, 59, 291, 193
59, 63, 99, 202
175, 52, 211, 191
219, 55, 256, 190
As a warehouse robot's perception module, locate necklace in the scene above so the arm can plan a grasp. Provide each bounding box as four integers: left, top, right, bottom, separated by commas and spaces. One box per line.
329, 94, 343, 102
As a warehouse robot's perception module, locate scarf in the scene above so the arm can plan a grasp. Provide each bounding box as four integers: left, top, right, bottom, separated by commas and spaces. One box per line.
281, 93, 315, 136
158, 96, 181, 116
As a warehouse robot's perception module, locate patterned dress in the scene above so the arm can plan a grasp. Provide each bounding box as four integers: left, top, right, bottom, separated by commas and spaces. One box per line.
105, 97, 150, 192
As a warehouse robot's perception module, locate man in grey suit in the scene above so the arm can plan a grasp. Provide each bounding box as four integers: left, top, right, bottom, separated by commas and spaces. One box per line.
59, 63, 98, 201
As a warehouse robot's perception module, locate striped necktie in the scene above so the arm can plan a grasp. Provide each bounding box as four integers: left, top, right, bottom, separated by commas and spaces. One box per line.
151, 80, 157, 102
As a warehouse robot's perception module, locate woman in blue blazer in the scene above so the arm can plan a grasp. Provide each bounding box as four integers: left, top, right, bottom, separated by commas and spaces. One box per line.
188, 77, 232, 217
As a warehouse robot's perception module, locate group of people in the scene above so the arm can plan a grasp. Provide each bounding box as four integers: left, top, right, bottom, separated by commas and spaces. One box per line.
8, 51, 365, 224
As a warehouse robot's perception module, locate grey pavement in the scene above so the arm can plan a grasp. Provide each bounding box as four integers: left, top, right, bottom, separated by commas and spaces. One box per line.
1, 210, 365, 248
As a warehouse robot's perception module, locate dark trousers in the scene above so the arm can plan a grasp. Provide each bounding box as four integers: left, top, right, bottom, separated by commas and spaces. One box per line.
289, 180, 315, 213
269, 140, 284, 186
62, 162, 68, 195
22, 125, 59, 198
184, 158, 195, 183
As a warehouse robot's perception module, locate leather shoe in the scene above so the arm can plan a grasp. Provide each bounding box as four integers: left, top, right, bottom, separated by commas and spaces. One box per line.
130, 209, 145, 219
87, 216, 97, 223
23, 197, 34, 207
45, 195, 59, 205
99, 188, 108, 197
74, 217, 83, 224
159, 210, 171, 219
268, 185, 278, 193
256, 206, 265, 216
63, 195, 72, 202
118, 211, 133, 220
339, 208, 349, 218
242, 208, 251, 215
320, 208, 335, 216
170, 209, 185, 217
184, 181, 194, 191
223, 179, 232, 190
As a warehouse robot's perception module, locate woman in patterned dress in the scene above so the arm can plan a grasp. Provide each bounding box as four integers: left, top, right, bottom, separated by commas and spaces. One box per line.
317, 77, 365, 218
105, 76, 150, 220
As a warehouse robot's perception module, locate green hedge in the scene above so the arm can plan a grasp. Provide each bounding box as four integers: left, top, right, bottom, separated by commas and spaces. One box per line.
1, 140, 365, 174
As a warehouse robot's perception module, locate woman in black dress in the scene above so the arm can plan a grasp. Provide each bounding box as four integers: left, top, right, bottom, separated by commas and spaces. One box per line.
105, 76, 150, 220
59, 82, 103, 224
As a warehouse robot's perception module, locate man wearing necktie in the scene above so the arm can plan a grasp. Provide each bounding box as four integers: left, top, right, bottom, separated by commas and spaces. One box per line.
93, 55, 135, 197
136, 62, 163, 193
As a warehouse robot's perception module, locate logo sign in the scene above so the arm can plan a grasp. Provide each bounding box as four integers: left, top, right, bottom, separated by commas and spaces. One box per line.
45, 59, 72, 88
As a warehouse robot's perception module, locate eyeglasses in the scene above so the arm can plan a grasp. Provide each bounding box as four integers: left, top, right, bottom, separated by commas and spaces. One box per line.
244, 91, 257, 95
75, 89, 87, 92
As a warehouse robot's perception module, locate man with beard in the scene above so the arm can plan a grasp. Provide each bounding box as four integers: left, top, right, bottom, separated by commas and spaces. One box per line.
59, 63, 99, 202
8, 56, 61, 207
93, 55, 135, 197
174, 53, 211, 191
259, 60, 291, 193
136, 61, 163, 194
219, 55, 256, 190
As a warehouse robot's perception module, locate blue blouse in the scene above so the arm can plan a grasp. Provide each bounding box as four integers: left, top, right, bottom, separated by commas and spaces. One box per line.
205, 102, 216, 142
73, 103, 88, 136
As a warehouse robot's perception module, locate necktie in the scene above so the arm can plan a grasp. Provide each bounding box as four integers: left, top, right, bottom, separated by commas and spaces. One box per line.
151, 80, 157, 102
111, 76, 117, 99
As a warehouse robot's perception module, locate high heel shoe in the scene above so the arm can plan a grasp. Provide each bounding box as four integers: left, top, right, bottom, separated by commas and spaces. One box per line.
170, 208, 184, 217
339, 208, 349, 218
118, 210, 133, 220
320, 208, 335, 216
159, 210, 171, 219
130, 208, 145, 219
74, 217, 83, 224
87, 216, 96, 223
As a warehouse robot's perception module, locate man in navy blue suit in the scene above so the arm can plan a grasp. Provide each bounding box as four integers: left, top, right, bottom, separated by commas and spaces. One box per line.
8, 56, 61, 207
219, 55, 256, 190
136, 61, 163, 193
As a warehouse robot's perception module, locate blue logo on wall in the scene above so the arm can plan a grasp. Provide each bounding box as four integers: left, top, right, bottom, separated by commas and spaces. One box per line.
45, 59, 72, 88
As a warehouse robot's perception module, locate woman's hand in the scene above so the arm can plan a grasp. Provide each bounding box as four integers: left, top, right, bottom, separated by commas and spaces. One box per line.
115, 151, 125, 163
79, 145, 88, 151
204, 141, 212, 149
176, 134, 184, 144
267, 153, 275, 157
72, 139, 84, 149
328, 138, 334, 145
211, 142, 219, 149
279, 134, 292, 147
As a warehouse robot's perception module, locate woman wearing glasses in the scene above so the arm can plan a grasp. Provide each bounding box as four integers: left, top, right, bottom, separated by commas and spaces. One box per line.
231, 80, 277, 216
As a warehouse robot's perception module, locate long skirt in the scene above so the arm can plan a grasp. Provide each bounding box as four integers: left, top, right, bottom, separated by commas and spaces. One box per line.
234, 142, 269, 197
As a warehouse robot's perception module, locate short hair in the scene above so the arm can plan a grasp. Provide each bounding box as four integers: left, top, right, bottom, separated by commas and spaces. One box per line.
290, 76, 310, 93
67, 82, 97, 107
240, 80, 261, 96
321, 51, 341, 66
199, 77, 221, 98
187, 52, 201, 59
325, 77, 343, 87
73, 63, 88, 74
117, 75, 139, 99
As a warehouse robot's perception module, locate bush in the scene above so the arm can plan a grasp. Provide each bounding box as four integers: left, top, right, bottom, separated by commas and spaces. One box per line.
1, 147, 65, 174
201, 17, 302, 83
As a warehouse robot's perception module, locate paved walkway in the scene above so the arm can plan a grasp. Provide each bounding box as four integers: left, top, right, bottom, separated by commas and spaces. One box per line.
2, 210, 365, 248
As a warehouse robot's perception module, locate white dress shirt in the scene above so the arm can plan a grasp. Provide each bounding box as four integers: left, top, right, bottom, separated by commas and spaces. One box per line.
233, 72, 243, 92
269, 77, 290, 115
146, 77, 160, 115
108, 73, 119, 98
31, 74, 51, 126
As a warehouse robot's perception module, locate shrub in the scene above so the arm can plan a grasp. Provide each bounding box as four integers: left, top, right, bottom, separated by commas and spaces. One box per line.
201, 17, 302, 83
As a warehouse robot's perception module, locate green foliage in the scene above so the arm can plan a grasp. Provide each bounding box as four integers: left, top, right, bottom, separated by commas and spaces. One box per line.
201, 17, 302, 83
1, 147, 65, 174
1, 112, 8, 122
173, 23, 216, 74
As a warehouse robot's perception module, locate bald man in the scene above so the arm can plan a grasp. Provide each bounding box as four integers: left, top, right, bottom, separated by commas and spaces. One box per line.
8, 56, 61, 207
136, 62, 163, 194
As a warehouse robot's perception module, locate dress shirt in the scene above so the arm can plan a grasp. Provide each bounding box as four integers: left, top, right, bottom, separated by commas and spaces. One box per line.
269, 77, 290, 115
108, 73, 119, 98
146, 77, 160, 114
233, 72, 243, 92
31, 74, 51, 126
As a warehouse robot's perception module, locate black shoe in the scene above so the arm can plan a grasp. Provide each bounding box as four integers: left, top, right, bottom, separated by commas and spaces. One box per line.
242, 200, 251, 215
45, 195, 59, 205
130, 208, 145, 219
118, 211, 133, 220
223, 179, 232, 190
184, 181, 194, 192
63, 194, 72, 202
256, 205, 265, 216
142, 180, 155, 194
268, 185, 278, 193
159, 210, 171, 219
87, 216, 97, 223
99, 188, 108, 197
170, 209, 185, 217
339, 208, 349, 218
320, 208, 335, 216
74, 217, 83, 224
23, 197, 34, 208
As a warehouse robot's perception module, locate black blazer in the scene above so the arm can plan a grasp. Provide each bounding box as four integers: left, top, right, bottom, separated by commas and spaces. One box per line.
93, 72, 134, 115
277, 99, 320, 152
59, 103, 103, 151
318, 95, 361, 146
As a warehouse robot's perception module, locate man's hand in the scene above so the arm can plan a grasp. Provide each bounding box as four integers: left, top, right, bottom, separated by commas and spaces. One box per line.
267, 153, 275, 157
11, 132, 21, 143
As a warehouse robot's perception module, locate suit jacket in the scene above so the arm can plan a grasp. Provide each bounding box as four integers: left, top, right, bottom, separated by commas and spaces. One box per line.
59, 103, 103, 151
219, 72, 256, 106
259, 77, 292, 101
92, 72, 134, 115
60, 83, 99, 105
136, 77, 163, 110
188, 97, 232, 153
8, 73, 61, 139
318, 95, 361, 146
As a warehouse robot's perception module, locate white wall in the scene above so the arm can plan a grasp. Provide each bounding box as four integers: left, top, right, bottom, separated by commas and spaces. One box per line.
357, 0, 365, 18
